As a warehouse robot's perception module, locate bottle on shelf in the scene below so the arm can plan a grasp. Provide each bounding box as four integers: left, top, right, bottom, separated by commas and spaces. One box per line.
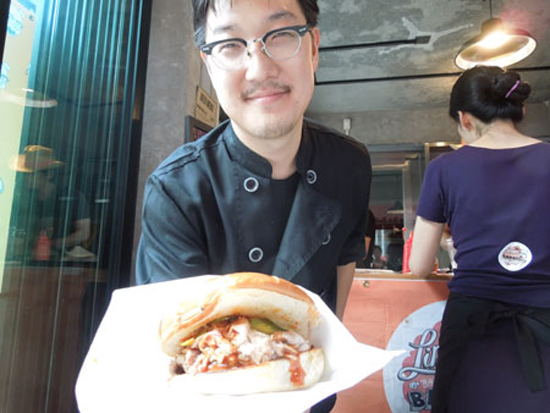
33, 229, 52, 261
402, 228, 413, 273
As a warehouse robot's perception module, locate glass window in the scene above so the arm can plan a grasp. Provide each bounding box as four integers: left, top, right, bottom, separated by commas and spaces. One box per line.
367, 145, 424, 272
0, 1, 147, 411
366, 143, 458, 273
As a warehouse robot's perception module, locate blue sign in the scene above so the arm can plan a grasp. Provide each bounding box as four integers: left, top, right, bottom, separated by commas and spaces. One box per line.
19, 0, 38, 14
0, 63, 9, 89
8, 6, 24, 36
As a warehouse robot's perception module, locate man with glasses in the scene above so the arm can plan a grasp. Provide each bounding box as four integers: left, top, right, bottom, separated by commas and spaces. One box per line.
137, 1, 371, 409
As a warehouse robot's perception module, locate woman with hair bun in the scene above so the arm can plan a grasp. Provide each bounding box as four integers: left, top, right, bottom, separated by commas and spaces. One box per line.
410, 65, 550, 413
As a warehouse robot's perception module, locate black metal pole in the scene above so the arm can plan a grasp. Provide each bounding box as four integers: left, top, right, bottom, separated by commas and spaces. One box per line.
0, 0, 10, 66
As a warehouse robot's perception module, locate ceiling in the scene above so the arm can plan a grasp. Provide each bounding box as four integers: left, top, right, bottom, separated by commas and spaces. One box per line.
308, 0, 550, 114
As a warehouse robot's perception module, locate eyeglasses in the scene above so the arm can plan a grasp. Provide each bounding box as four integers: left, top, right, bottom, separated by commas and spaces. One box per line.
200, 25, 311, 71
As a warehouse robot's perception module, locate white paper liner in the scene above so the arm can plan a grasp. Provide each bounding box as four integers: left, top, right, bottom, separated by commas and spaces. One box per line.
75, 276, 403, 413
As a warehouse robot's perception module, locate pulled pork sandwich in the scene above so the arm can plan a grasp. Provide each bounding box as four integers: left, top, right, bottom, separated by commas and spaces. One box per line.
159, 272, 325, 394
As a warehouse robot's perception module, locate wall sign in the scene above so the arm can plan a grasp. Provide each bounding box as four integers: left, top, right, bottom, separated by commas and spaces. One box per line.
335, 276, 450, 413
194, 86, 218, 128
383, 300, 445, 412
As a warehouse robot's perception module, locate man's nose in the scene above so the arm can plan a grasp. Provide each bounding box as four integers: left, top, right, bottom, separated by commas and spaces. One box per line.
244, 41, 280, 81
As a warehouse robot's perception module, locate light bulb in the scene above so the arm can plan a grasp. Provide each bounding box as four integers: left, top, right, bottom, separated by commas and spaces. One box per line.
478, 31, 509, 49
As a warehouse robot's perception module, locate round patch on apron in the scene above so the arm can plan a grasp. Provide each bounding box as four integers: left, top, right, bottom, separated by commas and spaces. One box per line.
498, 242, 532, 272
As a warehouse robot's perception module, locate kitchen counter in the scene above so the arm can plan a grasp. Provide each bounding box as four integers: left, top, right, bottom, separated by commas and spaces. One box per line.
355, 268, 453, 281
334, 268, 451, 412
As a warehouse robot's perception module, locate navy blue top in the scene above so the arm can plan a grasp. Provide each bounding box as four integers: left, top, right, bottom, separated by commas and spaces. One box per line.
417, 142, 550, 307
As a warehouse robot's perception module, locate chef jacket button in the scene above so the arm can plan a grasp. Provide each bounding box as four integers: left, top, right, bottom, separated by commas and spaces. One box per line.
244, 177, 259, 193
322, 234, 331, 245
306, 169, 317, 184
248, 247, 264, 263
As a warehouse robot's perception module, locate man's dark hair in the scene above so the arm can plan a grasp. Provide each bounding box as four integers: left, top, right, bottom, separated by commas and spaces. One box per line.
449, 65, 531, 124
192, 0, 319, 46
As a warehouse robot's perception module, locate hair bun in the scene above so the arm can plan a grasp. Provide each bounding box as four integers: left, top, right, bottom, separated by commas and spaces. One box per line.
491, 72, 531, 104
450, 66, 529, 123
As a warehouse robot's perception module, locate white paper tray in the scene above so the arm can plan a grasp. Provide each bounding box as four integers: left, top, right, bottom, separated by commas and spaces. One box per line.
76, 276, 402, 413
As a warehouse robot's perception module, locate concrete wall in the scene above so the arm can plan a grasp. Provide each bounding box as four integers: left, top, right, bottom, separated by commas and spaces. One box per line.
517, 102, 550, 138
131, 1, 215, 280
307, 102, 550, 146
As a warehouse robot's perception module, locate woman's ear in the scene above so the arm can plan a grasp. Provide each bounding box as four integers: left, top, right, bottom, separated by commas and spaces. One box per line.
458, 111, 473, 131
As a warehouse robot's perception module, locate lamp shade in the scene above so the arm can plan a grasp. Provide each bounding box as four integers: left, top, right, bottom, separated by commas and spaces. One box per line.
455, 18, 537, 70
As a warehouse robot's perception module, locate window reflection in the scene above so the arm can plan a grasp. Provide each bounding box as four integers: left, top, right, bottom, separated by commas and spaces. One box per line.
10, 145, 93, 263
0, 0, 145, 411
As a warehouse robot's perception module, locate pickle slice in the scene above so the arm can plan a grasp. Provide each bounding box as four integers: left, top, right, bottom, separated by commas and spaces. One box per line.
179, 337, 195, 347
250, 317, 284, 335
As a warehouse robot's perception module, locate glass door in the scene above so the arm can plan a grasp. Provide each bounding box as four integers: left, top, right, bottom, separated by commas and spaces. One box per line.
0, 1, 149, 411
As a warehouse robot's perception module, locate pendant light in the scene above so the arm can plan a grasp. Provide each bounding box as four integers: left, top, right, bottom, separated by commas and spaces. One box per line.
455, 0, 536, 70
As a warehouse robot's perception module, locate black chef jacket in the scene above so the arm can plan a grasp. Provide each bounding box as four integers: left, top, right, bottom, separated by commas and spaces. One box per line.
136, 119, 371, 311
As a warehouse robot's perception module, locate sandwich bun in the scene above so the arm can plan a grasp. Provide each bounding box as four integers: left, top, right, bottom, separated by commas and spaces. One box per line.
159, 273, 325, 394
160, 272, 320, 357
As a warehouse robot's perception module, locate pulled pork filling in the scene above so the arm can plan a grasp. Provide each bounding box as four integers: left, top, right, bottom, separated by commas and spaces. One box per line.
173, 316, 313, 375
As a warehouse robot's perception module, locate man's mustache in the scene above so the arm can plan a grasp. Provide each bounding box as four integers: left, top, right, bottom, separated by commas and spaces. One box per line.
241, 81, 292, 99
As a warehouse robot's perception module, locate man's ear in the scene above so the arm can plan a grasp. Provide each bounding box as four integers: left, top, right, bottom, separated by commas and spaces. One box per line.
201, 51, 214, 77
310, 27, 320, 71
